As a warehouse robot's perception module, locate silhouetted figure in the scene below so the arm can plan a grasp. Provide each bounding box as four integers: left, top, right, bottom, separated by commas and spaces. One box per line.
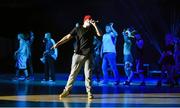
157, 33, 175, 87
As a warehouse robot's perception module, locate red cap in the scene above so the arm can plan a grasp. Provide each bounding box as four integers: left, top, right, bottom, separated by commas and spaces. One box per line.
83, 15, 92, 22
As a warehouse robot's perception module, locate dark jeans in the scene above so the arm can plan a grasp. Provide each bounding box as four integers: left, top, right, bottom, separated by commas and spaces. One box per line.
27, 57, 34, 77
92, 54, 101, 81
44, 55, 55, 81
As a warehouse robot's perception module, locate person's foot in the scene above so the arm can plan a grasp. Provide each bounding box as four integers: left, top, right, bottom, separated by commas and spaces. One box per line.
12, 77, 18, 81
113, 81, 120, 85
174, 80, 179, 86
49, 79, 55, 84
41, 79, 48, 83
123, 81, 130, 86
99, 80, 109, 85
169, 82, 175, 88
25, 77, 30, 80
87, 92, 94, 99
140, 82, 146, 86
59, 90, 70, 99
156, 81, 162, 87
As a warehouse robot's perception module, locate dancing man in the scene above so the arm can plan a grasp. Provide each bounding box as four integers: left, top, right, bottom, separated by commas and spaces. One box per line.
40, 32, 58, 83
124, 31, 146, 86
52, 15, 102, 99
92, 36, 102, 83
122, 28, 134, 82
100, 23, 120, 85
26, 31, 34, 80
157, 33, 175, 87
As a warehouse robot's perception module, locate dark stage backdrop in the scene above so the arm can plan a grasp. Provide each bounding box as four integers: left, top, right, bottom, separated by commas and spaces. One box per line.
0, 0, 180, 74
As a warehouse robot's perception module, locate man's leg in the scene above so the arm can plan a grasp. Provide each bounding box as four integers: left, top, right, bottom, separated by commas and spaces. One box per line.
44, 57, 49, 81
59, 54, 84, 98
137, 59, 145, 86
84, 55, 93, 99
49, 57, 55, 81
101, 54, 109, 83
107, 53, 120, 84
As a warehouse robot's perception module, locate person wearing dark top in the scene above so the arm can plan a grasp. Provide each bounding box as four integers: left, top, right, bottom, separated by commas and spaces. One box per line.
157, 33, 175, 87
52, 15, 102, 99
40, 33, 58, 83
92, 36, 102, 82
124, 33, 146, 86
26, 31, 34, 80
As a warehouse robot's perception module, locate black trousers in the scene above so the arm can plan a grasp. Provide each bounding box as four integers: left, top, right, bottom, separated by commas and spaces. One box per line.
44, 55, 55, 81
27, 56, 34, 77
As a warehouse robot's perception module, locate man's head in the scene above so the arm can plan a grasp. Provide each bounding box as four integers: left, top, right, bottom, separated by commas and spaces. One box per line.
105, 24, 112, 33
44, 32, 51, 40
17, 33, 25, 40
83, 15, 92, 27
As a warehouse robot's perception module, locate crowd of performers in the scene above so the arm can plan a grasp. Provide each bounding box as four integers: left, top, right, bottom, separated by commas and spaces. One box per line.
13, 15, 180, 99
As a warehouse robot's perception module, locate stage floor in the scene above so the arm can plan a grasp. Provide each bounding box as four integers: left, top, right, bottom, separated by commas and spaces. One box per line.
0, 73, 180, 107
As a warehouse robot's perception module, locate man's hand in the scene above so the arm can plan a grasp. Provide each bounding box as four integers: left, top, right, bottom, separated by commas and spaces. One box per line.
90, 19, 97, 27
110, 22, 114, 28
51, 45, 56, 50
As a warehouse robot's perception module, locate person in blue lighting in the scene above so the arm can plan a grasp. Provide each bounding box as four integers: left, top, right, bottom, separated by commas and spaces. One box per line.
92, 36, 102, 83
124, 32, 146, 86
122, 28, 134, 83
14, 33, 30, 80
40, 32, 58, 83
26, 31, 34, 80
100, 22, 120, 85
51, 15, 102, 99
157, 33, 176, 87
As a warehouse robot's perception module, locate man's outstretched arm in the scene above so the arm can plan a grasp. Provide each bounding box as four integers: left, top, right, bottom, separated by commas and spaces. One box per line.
51, 34, 72, 49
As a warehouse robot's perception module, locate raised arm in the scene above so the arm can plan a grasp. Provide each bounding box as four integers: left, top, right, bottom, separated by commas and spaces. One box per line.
90, 20, 103, 37
110, 23, 118, 37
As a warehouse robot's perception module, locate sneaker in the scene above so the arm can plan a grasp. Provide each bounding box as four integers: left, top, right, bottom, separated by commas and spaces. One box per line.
99, 80, 109, 85
41, 79, 48, 83
12, 77, 18, 81
113, 81, 120, 85
25, 77, 30, 80
140, 82, 146, 86
123, 81, 130, 86
156, 81, 162, 87
87, 92, 94, 99
169, 83, 175, 88
59, 90, 70, 98
49, 80, 55, 84
49, 79, 54, 82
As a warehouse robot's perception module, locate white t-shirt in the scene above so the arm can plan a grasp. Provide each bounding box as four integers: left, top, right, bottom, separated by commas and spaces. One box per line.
102, 32, 116, 53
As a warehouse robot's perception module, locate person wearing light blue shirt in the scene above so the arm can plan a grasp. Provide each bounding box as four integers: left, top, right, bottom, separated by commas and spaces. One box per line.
101, 23, 120, 85
122, 28, 134, 80
14, 33, 30, 80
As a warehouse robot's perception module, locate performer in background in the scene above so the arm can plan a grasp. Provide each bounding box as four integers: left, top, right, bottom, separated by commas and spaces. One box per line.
26, 31, 34, 80
174, 37, 180, 86
40, 33, 58, 83
51, 15, 102, 99
157, 33, 175, 87
100, 22, 120, 85
92, 36, 102, 83
14, 33, 30, 80
124, 32, 146, 86
122, 28, 134, 82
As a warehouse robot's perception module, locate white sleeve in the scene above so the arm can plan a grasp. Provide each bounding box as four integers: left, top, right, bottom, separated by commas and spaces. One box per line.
51, 39, 58, 60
